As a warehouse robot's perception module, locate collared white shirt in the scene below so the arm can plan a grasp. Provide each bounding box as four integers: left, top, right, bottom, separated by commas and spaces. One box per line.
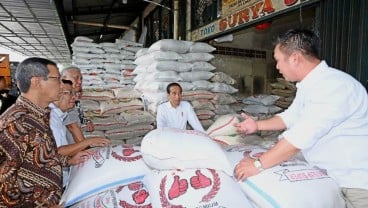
278, 61, 368, 189
156, 101, 205, 132
49, 102, 69, 187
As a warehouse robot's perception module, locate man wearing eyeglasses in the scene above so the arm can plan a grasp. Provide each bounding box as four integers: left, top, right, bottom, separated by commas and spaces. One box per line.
61, 66, 103, 144
49, 79, 110, 188
0, 57, 89, 207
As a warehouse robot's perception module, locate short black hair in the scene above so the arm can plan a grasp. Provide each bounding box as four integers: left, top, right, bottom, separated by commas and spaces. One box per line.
275, 29, 320, 59
166, 82, 182, 94
16, 57, 57, 93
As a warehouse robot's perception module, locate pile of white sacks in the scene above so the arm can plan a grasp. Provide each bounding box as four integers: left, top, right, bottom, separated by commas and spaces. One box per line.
61, 115, 346, 208
71, 36, 155, 145
133, 39, 239, 129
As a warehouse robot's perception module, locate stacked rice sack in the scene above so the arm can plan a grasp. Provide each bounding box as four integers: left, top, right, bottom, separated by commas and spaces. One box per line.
270, 77, 296, 109
134, 39, 239, 129
71, 36, 155, 145
140, 128, 254, 208
206, 115, 345, 208
206, 114, 276, 146
61, 144, 152, 207
224, 144, 346, 208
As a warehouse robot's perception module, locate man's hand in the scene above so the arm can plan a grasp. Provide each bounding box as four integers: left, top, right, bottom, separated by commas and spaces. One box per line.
234, 157, 261, 181
68, 150, 90, 166
234, 113, 258, 135
88, 137, 111, 147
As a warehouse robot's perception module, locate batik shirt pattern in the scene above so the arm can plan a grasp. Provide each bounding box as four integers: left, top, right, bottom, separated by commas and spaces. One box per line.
0, 96, 69, 207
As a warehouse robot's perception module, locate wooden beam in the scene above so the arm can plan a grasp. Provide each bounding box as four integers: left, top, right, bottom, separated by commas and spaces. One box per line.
72, 20, 135, 30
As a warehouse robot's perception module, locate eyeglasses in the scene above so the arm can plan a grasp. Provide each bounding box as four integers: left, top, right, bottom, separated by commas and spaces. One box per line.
47, 76, 61, 81
61, 91, 77, 96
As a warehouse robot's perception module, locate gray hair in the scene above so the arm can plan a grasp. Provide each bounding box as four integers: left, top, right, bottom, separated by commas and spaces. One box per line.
275, 29, 320, 60
16, 57, 57, 93
61, 65, 81, 76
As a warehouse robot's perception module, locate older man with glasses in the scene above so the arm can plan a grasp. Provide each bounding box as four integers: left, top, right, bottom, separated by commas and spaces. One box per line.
50, 79, 110, 188
0, 57, 89, 208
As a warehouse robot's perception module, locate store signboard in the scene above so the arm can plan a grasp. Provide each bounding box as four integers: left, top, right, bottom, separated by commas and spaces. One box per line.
191, 0, 311, 41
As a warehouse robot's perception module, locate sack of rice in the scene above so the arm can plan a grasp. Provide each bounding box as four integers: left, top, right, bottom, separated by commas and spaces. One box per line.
61, 144, 151, 206
224, 144, 346, 208
141, 128, 233, 176
143, 168, 254, 208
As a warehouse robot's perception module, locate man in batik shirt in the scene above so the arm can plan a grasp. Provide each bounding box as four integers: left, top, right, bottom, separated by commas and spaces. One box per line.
0, 57, 89, 207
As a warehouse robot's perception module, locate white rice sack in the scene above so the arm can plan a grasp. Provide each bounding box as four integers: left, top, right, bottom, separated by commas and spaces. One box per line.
191, 61, 216, 71
191, 99, 215, 111
148, 60, 192, 72
134, 51, 183, 65
242, 94, 280, 106
89, 47, 105, 54
79, 99, 100, 112
103, 47, 121, 54
141, 128, 233, 176
143, 169, 253, 208
189, 42, 216, 53
111, 88, 141, 99
61, 145, 151, 206
69, 181, 151, 208
224, 145, 346, 208
141, 92, 168, 106
116, 39, 143, 47
214, 104, 236, 115
182, 90, 214, 101
132, 64, 149, 74
135, 48, 149, 58
192, 80, 213, 90
101, 74, 120, 83
148, 39, 193, 54
91, 116, 128, 131
72, 58, 90, 65
119, 110, 155, 126
207, 114, 240, 137
195, 109, 215, 120
210, 72, 236, 85
212, 93, 237, 104
200, 119, 214, 130
74, 36, 93, 43
150, 71, 182, 82
179, 71, 213, 82
212, 134, 245, 145
100, 99, 143, 115
135, 72, 168, 82
124, 46, 143, 53
242, 104, 283, 115
82, 90, 115, 101
211, 82, 238, 94
178, 53, 215, 63
105, 124, 154, 140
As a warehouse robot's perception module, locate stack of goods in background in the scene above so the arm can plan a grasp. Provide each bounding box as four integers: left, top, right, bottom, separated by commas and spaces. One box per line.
133, 39, 239, 129
239, 78, 296, 139
270, 77, 296, 109
71, 36, 155, 145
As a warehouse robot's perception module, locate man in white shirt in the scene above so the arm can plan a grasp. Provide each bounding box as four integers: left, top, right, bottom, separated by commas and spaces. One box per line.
50, 79, 110, 187
234, 29, 368, 208
156, 82, 205, 132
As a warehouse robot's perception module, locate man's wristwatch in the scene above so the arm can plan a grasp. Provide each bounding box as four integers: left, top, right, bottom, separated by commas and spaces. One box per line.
253, 158, 264, 171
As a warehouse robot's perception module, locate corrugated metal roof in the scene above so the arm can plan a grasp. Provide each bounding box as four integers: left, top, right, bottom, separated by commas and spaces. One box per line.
0, 0, 71, 64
